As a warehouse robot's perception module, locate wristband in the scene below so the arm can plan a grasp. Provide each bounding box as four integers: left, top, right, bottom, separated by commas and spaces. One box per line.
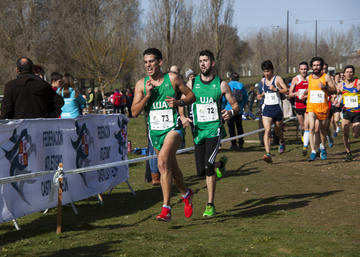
230, 109, 234, 116
179, 100, 185, 106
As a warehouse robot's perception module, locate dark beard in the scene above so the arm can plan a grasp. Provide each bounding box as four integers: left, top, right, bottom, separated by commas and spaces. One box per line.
201, 67, 212, 76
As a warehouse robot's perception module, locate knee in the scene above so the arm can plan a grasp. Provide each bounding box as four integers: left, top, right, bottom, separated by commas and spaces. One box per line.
157, 157, 168, 172
205, 162, 215, 177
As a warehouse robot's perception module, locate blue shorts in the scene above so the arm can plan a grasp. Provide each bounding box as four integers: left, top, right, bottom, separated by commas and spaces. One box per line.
262, 104, 283, 122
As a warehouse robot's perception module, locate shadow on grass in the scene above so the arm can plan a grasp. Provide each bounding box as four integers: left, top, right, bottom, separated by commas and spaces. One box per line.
0, 186, 164, 246
43, 240, 122, 257
169, 190, 343, 230
218, 190, 343, 220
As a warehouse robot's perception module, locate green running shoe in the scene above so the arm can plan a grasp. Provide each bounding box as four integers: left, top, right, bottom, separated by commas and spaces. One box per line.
203, 204, 216, 217
345, 152, 353, 162
216, 156, 228, 178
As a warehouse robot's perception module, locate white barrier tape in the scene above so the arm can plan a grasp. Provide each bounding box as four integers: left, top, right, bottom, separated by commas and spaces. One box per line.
0, 116, 296, 185
49, 165, 64, 202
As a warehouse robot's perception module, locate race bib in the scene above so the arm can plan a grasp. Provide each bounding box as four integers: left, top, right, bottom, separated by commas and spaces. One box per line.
196, 103, 219, 122
264, 93, 280, 105
297, 89, 306, 99
344, 95, 358, 108
149, 109, 174, 130
309, 91, 325, 103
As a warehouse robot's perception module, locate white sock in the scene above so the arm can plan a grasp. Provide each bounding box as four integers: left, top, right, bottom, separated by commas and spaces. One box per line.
336, 127, 340, 133
303, 130, 309, 147
312, 150, 316, 154
162, 204, 171, 209
182, 190, 190, 199
320, 143, 325, 150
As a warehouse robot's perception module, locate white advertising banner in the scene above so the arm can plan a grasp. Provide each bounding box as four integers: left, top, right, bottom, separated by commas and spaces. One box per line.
0, 114, 129, 223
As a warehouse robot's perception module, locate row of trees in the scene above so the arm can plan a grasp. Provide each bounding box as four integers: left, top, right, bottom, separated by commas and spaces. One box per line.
0, 0, 358, 91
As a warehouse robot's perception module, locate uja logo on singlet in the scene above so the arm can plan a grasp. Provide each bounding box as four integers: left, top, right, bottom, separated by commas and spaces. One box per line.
152, 101, 169, 109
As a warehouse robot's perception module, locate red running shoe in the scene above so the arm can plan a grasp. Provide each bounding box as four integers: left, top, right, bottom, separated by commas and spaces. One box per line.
182, 189, 193, 218
156, 207, 171, 222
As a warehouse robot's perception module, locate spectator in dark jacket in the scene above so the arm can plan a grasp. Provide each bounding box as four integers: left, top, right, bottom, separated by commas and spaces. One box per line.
0, 57, 64, 119
94, 87, 103, 113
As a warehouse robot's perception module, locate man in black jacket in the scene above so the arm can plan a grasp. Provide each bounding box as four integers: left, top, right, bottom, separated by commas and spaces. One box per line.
0, 57, 64, 119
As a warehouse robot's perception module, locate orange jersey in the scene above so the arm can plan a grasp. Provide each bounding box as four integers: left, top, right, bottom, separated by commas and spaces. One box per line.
306, 73, 329, 115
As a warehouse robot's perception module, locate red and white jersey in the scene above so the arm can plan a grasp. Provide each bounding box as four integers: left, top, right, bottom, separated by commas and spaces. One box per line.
294, 75, 308, 109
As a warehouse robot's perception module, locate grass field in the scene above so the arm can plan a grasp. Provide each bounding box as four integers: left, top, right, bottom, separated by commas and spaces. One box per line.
0, 114, 359, 256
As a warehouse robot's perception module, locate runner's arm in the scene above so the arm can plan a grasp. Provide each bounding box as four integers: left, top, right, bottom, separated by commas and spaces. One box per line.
131, 79, 151, 118
275, 76, 288, 94
288, 77, 297, 98
221, 81, 240, 120
166, 73, 195, 107
325, 74, 337, 94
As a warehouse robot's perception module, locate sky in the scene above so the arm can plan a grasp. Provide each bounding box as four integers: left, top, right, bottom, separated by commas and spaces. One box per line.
140, 0, 360, 39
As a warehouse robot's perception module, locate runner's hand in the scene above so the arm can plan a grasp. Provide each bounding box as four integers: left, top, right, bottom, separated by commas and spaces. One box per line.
221, 109, 232, 121
180, 117, 192, 128
269, 85, 277, 92
165, 96, 177, 107
145, 80, 154, 97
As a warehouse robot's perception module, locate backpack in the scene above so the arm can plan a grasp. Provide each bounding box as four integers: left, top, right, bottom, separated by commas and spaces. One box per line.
232, 88, 243, 103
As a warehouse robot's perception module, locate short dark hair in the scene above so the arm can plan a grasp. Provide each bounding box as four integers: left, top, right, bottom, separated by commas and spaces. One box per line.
32, 64, 45, 76
299, 61, 308, 67
344, 65, 355, 73
230, 72, 239, 81
335, 72, 340, 76
16, 57, 33, 73
261, 60, 274, 71
199, 49, 215, 62
143, 48, 162, 61
51, 72, 63, 82
310, 57, 324, 68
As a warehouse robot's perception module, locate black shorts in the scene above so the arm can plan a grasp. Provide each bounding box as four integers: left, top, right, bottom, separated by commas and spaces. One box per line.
295, 108, 306, 116
333, 106, 342, 113
194, 136, 220, 176
343, 110, 360, 123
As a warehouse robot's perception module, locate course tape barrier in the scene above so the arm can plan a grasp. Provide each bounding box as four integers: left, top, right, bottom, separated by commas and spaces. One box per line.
0, 116, 296, 186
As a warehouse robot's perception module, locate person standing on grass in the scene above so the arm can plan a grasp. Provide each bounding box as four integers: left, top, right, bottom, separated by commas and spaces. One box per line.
259, 60, 288, 163
289, 61, 309, 156
131, 48, 195, 222
183, 49, 239, 217
223, 72, 248, 150
339, 65, 360, 161
306, 57, 336, 161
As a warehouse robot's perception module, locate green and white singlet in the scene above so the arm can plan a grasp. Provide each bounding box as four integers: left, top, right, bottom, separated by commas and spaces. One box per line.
191, 75, 226, 144
145, 73, 182, 150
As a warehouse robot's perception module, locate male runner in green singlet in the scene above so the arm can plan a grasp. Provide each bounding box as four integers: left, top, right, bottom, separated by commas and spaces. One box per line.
184, 50, 239, 216
132, 48, 195, 222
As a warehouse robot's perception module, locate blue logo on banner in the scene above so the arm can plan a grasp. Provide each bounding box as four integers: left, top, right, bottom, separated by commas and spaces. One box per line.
114, 117, 128, 156
1, 129, 36, 205
71, 121, 93, 187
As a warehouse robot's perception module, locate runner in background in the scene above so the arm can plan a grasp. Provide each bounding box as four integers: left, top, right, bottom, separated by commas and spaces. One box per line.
339, 65, 360, 161
306, 57, 336, 161
289, 61, 309, 156
259, 60, 288, 163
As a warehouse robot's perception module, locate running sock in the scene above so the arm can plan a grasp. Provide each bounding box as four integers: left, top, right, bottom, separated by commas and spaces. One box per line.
336, 127, 340, 133
312, 150, 316, 154
162, 204, 171, 209
207, 202, 214, 206
303, 130, 309, 147
320, 143, 325, 150
182, 190, 190, 199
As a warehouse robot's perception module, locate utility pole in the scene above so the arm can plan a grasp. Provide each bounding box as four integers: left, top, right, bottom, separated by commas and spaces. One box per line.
315, 19, 318, 56
286, 10, 289, 73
